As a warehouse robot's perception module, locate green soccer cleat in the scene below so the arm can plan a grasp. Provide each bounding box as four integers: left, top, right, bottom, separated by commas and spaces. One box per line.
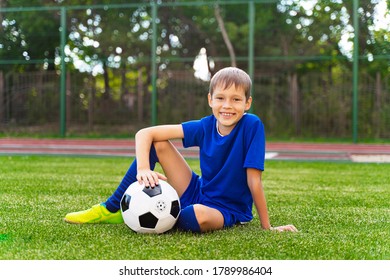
64, 203, 124, 224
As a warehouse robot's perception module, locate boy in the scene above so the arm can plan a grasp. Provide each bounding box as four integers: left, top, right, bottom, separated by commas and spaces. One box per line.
65, 67, 297, 233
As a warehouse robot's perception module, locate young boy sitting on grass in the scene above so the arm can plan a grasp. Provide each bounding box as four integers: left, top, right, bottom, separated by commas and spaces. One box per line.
64, 67, 298, 233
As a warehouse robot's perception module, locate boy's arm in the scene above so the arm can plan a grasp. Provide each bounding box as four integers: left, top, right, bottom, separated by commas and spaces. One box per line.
135, 124, 184, 187
247, 168, 298, 232
247, 168, 271, 230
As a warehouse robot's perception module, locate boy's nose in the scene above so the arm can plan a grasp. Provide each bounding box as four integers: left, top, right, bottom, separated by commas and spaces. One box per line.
223, 100, 232, 108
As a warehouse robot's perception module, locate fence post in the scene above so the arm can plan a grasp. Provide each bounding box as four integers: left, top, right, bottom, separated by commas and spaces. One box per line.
248, 0, 255, 113
352, 0, 359, 143
60, 7, 67, 137
0, 71, 4, 124
151, 1, 158, 126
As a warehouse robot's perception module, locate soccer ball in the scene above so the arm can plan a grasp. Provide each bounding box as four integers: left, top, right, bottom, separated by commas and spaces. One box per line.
120, 180, 181, 234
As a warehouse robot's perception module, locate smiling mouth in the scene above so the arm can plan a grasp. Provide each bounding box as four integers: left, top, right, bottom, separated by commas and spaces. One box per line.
220, 112, 234, 117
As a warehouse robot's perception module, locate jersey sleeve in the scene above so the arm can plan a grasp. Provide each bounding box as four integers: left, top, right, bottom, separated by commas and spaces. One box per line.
243, 117, 266, 171
181, 119, 204, 148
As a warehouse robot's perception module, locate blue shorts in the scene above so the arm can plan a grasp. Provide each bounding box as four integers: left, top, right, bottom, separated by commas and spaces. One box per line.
179, 172, 249, 228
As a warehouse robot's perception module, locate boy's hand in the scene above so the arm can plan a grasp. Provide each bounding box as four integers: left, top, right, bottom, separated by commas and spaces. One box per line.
136, 169, 167, 188
270, 225, 298, 232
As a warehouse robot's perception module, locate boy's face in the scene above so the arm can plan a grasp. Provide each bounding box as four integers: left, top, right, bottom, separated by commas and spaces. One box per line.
208, 84, 252, 136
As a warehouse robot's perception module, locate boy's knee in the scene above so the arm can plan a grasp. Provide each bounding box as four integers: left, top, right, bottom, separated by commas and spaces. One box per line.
176, 204, 224, 233
153, 141, 170, 156
193, 204, 225, 232
192, 204, 209, 227
176, 205, 201, 233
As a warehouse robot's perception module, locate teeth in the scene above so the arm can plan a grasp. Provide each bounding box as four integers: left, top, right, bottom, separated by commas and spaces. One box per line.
221, 113, 233, 116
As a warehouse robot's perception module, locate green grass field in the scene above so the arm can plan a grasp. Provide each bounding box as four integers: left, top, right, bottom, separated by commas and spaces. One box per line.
0, 155, 388, 260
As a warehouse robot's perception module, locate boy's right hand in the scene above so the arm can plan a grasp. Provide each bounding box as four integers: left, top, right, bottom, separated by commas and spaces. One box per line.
270, 224, 298, 232
136, 169, 167, 188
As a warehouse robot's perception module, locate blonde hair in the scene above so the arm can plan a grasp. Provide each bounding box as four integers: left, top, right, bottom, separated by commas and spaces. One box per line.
209, 67, 252, 100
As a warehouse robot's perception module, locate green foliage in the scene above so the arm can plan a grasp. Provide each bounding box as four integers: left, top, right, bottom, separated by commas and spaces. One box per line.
0, 156, 389, 260
0, 19, 28, 72
1, 0, 390, 139
1, 0, 60, 71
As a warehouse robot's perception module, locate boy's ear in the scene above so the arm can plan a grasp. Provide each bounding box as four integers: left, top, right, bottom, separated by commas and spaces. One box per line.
245, 96, 252, 111
208, 93, 213, 107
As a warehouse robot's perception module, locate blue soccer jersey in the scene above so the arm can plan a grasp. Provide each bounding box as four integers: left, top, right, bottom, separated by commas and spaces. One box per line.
181, 113, 266, 223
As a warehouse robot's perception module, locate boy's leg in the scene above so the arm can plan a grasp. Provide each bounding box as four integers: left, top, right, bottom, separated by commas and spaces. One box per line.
153, 140, 193, 197
105, 140, 192, 203
153, 141, 225, 232
65, 140, 211, 229
194, 204, 224, 232
177, 204, 224, 233
193, 204, 224, 232
153, 143, 225, 232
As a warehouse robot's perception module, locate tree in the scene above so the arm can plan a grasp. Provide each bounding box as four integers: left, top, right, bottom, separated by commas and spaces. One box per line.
1, 0, 60, 71
214, 4, 236, 67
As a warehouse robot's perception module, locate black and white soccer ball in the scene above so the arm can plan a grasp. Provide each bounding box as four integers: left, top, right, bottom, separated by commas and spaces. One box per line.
120, 180, 181, 234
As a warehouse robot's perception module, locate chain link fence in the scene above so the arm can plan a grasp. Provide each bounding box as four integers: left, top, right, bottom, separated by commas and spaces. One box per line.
1, 1, 389, 141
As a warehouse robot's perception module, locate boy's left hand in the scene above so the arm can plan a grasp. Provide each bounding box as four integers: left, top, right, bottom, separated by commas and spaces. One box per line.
137, 169, 167, 188
270, 225, 298, 232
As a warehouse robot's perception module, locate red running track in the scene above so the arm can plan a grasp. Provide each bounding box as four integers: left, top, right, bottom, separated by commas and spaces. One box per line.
1, 138, 390, 162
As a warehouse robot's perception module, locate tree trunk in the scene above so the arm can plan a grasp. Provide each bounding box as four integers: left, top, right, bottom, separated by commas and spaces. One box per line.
214, 4, 236, 67
121, 66, 128, 101
289, 72, 300, 135
102, 61, 110, 99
